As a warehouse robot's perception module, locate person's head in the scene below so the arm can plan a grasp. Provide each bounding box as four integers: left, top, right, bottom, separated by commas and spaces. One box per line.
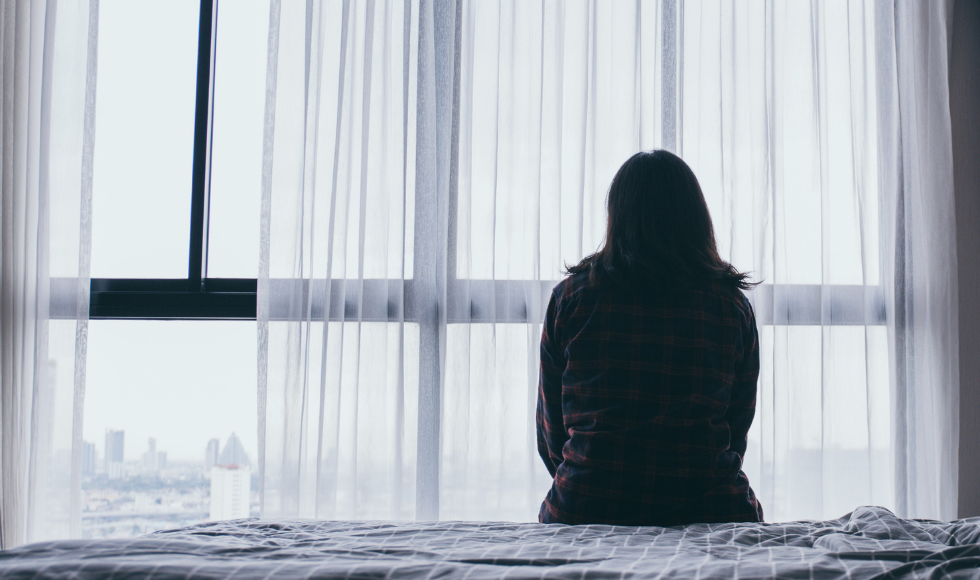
567, 149, 755, 290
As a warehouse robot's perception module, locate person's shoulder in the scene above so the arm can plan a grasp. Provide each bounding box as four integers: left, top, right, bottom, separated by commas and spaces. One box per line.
552, 271, 600, 305
696, 280, 756, 321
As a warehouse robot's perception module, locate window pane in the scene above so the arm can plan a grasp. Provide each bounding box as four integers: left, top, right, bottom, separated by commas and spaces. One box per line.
743, 325, 893, 522
82, 321, 257, 538
91, 0, 200, 278
207, 0, 270, 279
224, 0, 417, 281
680, 1, 879, 285
304, 321, 420, 520
441, 323, 552, 520
455, 2, 610, 281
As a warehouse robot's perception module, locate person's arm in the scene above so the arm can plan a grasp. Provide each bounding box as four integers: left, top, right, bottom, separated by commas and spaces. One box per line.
536, 288, 568, 478
726, 299, 760, 460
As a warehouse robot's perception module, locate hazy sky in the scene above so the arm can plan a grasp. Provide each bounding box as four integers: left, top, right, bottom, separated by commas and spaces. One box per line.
75, 0, 269, 462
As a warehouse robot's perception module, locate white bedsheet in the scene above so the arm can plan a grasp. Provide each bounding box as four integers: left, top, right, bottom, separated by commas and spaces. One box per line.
1, 506, 979, 579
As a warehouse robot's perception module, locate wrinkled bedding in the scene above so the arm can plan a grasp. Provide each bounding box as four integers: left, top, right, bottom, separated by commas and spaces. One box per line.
1, 506, 979, 579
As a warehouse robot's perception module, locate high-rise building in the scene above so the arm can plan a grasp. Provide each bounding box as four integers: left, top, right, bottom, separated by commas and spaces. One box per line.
104, 429, 124, 479
81, 441, 96, 476
141, 437, 165, 472
143, 437, 156, 470
218, 433, 249, 467
205, 438, 220, 471
209, 465, 251, 521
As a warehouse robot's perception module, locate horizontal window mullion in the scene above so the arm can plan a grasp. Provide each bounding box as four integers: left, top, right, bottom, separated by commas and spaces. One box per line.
449, 282, 887, 326
50, 278, 413, 322
89, 291, 256, 320
51, 277, 258, 320
750, 284, 886, 326
446, 279, 554, 323
51, 278, 887, 325
266, 278, 411, 322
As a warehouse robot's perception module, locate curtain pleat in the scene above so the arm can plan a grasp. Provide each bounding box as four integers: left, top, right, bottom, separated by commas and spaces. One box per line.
260, 0, 423, 519
256, 0, 959, 522
877, 0, 959, 520
1, 0, 97, 548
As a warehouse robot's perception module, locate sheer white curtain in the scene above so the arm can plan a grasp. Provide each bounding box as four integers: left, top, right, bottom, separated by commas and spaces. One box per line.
1, 0, 97, 547
877, 0, 959, 520
256, 0, 958, 522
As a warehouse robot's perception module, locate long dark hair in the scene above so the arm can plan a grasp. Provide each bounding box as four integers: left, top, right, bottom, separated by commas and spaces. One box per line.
566, 150, 756, 290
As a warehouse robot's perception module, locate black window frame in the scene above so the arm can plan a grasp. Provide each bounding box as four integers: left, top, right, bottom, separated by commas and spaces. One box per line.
82, 0, 255, 321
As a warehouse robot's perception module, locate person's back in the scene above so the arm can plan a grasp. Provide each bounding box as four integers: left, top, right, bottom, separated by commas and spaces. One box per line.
535, 149, 764, 526
536, 273, 763, 525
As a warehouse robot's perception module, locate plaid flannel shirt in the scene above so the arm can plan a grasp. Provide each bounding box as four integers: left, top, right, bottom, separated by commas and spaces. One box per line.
536, 272, 764, 526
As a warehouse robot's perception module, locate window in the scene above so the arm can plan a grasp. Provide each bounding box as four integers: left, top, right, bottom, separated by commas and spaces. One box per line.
53, 0, 890, 532
81, 321, 258, 537
68, 0, 258, 319
51, 0, 265, 538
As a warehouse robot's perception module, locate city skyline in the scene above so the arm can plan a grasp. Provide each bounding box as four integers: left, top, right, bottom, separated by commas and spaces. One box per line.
84, 431, 254, 468
79, 431, 260, 538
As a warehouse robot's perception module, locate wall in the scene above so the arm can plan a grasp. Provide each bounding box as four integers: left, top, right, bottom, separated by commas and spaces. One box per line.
949, 0, 980, 519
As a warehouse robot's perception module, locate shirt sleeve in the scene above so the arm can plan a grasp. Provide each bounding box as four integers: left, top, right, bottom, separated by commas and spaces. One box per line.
537, 287, 568, 478
726, 299, 760, 460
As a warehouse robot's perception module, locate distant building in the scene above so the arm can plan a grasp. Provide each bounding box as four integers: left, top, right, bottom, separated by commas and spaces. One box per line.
104, 429, 124, 479
218, 433, 249, 467
209, 465, 251, 521
205, 438, 220, 471
140, 437, 166, 472
141, 438, 157, 472
81, 441, 96, 476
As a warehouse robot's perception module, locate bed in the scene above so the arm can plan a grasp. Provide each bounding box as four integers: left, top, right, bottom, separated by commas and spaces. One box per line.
1, 506, 978, 579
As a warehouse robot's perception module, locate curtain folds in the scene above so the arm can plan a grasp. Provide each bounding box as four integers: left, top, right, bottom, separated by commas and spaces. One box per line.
256, 0, 959, 523
877, 0, 959, 520
0, 0, 96, 548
